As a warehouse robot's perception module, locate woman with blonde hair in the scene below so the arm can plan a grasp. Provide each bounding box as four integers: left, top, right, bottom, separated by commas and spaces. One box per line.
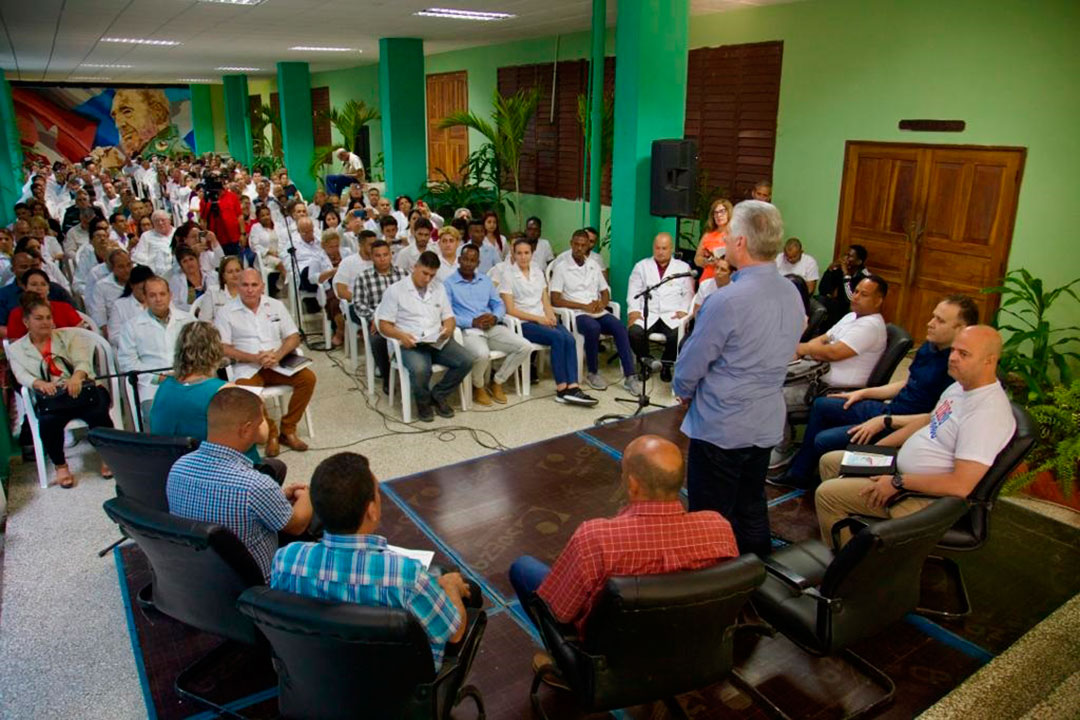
694, 198, 733, 281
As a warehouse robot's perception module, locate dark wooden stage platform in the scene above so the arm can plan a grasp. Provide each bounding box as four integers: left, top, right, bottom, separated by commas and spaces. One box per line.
115, 406, 1080, 719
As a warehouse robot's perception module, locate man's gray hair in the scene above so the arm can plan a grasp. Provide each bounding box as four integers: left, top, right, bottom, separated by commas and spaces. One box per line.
150, 209, 170, 223
730, 200, 784, 261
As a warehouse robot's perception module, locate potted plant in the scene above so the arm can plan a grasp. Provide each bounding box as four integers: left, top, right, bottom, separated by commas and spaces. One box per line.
1002, 380, 1080, 509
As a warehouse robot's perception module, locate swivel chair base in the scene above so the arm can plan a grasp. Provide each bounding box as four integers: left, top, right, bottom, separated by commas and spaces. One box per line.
917, 554, 972, 619
175, 640, 275, 720
530, 669, 690, 720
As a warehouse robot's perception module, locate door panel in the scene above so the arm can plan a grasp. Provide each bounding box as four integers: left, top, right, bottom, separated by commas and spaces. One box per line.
835, 142, 1024, 343
426, 71, 469, 182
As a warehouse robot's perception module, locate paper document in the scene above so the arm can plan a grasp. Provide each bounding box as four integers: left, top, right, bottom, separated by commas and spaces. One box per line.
418, 329, 450, 349
272, 352, 313, 377
840, 450, 895, 469
386, 544, 435, 570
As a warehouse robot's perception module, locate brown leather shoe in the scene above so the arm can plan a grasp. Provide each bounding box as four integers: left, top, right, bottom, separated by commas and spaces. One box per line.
488, 381, 508, 404
265, 433, 280, 457
279, 432, 309, 452
472, 386, 493, 406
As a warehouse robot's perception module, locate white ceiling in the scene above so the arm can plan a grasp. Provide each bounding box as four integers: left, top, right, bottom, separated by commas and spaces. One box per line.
0, 0, 801, 85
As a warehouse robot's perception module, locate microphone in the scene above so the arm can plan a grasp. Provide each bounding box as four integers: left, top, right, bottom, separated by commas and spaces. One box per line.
665, 269, 699, 281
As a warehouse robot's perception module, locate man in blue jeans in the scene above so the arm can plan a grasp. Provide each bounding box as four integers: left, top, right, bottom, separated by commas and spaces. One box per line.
550, 229, 641, 396
375, 251, 473, 422
776, 294, 977, 489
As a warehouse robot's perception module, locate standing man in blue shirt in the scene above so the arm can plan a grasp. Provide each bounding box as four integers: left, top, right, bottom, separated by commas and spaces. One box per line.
444, 244, 533, 406
673, 201, 805, 557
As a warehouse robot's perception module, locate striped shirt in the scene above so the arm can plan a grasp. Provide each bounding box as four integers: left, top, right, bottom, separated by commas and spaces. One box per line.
166, 442, 293, 581
270, 533, 462, 668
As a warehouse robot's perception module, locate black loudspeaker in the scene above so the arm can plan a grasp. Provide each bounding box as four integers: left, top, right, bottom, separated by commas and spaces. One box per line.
650, 139, 698, 217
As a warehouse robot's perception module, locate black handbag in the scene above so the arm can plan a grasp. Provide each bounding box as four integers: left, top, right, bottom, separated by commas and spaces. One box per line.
33, 352, 110, 416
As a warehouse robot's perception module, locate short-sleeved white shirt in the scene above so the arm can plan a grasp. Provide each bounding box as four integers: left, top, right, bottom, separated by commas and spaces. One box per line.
822, 311, 886, 387
550, 258, 609, 315
500, 263, 547, 317
693, 277, 719, 311
334, 254, 371, 293
435, 253, 458, 283
375, 277, 453, 339
898, 381, 1015, 476
776, 252, 820, 283
553, 248, 606, 271
217, 296, 299, 379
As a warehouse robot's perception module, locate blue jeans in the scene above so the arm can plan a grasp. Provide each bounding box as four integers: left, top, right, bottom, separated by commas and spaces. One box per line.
509, 555, 551, 623
325, 174, 358, 197
399, 338, 474, 406
575, 313, 635, 376
785, 396, 888, 483
521, 322, 578, 386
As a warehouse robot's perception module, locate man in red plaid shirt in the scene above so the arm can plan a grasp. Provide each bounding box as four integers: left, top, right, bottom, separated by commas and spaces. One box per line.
509, 435, 739, 643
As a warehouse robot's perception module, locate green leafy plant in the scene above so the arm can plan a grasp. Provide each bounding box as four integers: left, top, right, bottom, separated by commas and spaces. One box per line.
1003, 380, 1080, 498
367, 151, 385, 184
420, 168, 501, 220
438, 87, 540, 230
576, 91, 614, 170
983, 270, 1080, 403
251, 154, 283, 176
319, 100, 380, 155
309, 145, 334, 191
677, 168, 730, 248
250, 104, 281, 157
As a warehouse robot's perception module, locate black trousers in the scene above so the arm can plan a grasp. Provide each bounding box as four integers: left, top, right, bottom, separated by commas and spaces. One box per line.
686, 439, 772, 557
629, 320, 678, 364
38, 403, 114, 466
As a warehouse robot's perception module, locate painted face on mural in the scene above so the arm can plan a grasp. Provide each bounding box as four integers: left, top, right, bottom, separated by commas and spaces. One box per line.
111, 89, 170, 156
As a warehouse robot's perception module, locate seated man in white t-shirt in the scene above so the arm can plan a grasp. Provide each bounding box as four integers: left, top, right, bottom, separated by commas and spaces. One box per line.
796, 276, 887, 388
814, 325, 1015, 548
334, 230, 376, 304
775, 237, 820, 294
395, 218, 434, 273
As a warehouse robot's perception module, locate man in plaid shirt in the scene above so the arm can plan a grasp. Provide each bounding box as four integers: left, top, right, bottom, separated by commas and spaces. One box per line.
509, 435, 738, 639
271, 452, 473, 669
352, 239, 405, 395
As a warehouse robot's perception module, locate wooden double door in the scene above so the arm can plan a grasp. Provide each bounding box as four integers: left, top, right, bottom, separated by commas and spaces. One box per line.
426, 71, 469, 181
834, 142, 1025, 342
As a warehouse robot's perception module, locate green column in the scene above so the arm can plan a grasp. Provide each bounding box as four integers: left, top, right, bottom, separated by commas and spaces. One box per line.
0, 75, 23, 227
587, 0, 606, 234
609, 0, 689, 313
190, 84, 216, 156
379, 38, 426, 200
276, 61, 316, 199
222, 74, 253, 167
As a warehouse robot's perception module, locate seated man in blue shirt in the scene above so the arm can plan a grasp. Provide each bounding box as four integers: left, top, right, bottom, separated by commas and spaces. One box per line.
777, 294, 978, 489
444, 244, 532, 406
167, 387, 314, 581
271, 452, 474, 670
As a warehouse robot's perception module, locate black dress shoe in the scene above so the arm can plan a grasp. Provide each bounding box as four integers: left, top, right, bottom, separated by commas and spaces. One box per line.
433, 396, 455, 418
660, 365, 672, 383
416, 403, 435, 422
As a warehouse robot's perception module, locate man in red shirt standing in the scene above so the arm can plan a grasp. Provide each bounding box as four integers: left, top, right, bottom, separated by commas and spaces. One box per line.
509, 434, 739, 642
205, 175, 244, 256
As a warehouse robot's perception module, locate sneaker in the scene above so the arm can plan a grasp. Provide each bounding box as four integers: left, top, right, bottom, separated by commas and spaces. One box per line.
561, 387, 599, 407
433, 396, 455, 418
416, 403, 435, 422
769, 445, 796, 471
472, 387, 493, 406
585, 372, 608, 390
623, 375, 643, 396
488, 381, 508, 404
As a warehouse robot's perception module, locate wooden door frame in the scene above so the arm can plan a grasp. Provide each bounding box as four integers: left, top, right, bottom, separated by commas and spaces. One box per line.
833, 140, 1027, 322
426, 70, 469, 182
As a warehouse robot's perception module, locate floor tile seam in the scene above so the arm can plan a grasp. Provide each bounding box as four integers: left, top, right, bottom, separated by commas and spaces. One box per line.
112, 546, 158, 720
575, 430, 624, 460
903, 613, 995, 665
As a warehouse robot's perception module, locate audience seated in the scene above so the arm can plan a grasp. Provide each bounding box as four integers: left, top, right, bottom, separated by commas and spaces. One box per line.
481, 211, 508, 261
9, 298, 113, 487
552, 225, 606, 275
72, 229, 113, 299
334, 230, 376, 303
500, 238, 597, 407
203, 256, 243, 324
375, 251, 472, 421
106, 265, 154, 349
693, 198, 732, 282
168, 246, 215, 311
796, 275, 888, 389
435, 226, 462, 282
117, 276, 194, 421
351, 240, 405, 395
509, 435, 738, 642
780, 295, 978, 489
172, 220, 225, 277
818, 244, 871, 327
394, 218, 434, 274
90, 249, 132, 334
468, 218, 499, 274
444, 244, 532, 406
0, 248, 75, 337
271, 452, 474, 669
166, 387, 313, 581
626, 233, 695, 382
815, 325, 1014, 548
775, 237, 820, 294
217, 269, 315, 456
523, 216, 555, 268
5, 270, 85, 340
132, 210, 175, 278
550, 229, 639, 394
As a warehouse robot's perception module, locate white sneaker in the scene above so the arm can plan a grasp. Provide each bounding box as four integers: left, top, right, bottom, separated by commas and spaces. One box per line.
623, 376, 643, 396
586, 372, 608, 390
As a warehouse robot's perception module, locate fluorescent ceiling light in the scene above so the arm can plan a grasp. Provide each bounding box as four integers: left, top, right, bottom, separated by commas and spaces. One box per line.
179, 78, 215, 83
101, 37, 181, 46
81, 63, 132, 69
70, 76, 111, 81
196, 0, 265, 5
216, 66, 261, 72
415, 7, 515, 21
289, 46, 359, 52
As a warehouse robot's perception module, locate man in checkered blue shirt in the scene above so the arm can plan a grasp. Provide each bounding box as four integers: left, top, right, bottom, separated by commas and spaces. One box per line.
271, 452, 473, 669
167, 388, 314, 582
352, 239, 406, 395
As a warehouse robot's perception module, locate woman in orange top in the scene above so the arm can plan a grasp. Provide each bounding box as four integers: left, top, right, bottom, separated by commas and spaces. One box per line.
694, 198, 733, 281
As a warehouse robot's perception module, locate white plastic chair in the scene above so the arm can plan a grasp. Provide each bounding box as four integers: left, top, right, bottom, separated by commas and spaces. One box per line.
77, 310, 101, 335
387, 328, 471, 423
225, 349, 315, 439
14, 328, 124, 488
552, 300, 620, 383
503, 315, 543, 397
189, 292, 213, 321
349, 313, 379, 398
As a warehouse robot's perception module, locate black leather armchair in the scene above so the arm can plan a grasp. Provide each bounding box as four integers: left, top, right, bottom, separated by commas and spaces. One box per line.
802, 297, 829, 342
90, 428, 199, 511
103, 496, 270, 717
237, 586, 487, 720
525, 555, 766, 719
747, 497, 969, 719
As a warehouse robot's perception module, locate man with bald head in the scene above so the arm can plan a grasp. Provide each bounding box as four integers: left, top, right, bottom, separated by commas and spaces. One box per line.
815, 325, 1016, 548
508, 434, 739, 638
626, 232, 695, 381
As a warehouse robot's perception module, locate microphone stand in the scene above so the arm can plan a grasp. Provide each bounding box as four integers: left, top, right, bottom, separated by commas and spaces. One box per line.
283, 216, 313, 349
596, 271, 692, 424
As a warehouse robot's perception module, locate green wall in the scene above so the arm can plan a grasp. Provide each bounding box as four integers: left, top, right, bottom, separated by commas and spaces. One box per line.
311, 64, 382, 163
209, 83, 228, 154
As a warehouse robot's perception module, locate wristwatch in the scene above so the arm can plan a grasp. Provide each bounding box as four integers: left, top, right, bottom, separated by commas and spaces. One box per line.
891, 472, 905, 491
883, 413, 894, 430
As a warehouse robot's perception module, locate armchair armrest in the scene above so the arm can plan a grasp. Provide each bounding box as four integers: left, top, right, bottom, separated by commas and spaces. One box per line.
762, 557, 835, 605
829, 516, 871, 549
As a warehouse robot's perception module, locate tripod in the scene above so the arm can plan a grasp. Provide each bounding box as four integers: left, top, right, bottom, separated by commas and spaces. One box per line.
596, 271, 692, 424
282, 216, 315, 350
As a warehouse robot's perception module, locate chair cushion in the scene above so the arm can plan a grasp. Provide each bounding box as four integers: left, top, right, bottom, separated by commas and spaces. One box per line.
752, 541, 833, 653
